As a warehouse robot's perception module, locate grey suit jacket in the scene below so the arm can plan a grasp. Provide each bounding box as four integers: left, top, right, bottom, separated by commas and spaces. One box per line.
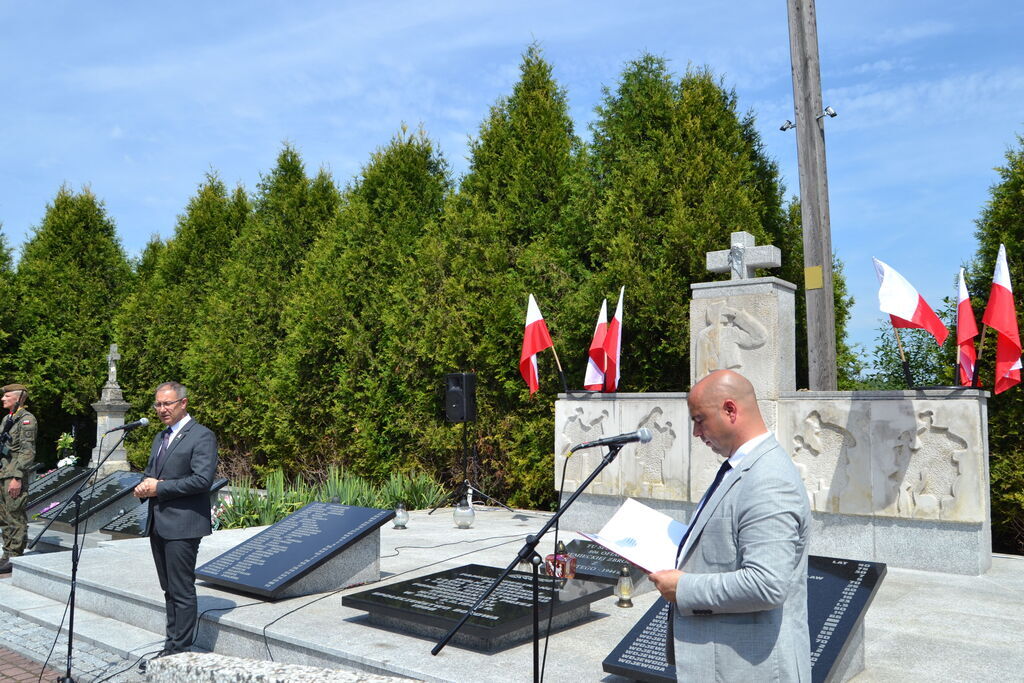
674, 435, 811, 682
143, 417, 218, 540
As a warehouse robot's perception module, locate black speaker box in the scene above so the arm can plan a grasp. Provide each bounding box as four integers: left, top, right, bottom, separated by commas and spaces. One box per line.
445, 372, 477, 423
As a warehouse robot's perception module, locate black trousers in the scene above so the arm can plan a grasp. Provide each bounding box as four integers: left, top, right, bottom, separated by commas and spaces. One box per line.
149, 531, 201, 652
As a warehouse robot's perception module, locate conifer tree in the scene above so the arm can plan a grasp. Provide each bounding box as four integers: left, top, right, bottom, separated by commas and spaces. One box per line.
967, 134, 1024, 553
415, 45, 586, 505
269, 128, 450, 478
12, 186, 132, 463
114, 176, 249, 464
585, 57, 805, 390
184, 147, 339, 473
184, 147, 340, 471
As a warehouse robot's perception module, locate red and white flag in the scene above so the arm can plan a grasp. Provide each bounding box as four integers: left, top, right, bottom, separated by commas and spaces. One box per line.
957, 268, 979, 386
873, 257, 949, 346
982, 244, 1021, 394
519, 294, 554, 395
583, 299, 608, 391
602, 287, 624, 392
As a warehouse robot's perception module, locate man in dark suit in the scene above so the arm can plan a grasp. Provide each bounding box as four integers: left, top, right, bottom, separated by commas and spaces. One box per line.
133, 381, 217, 667
650, 370, 811, 682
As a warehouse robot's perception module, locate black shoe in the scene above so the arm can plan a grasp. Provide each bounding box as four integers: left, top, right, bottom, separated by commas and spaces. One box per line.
138, 649, 174, 672
0, 559, 12, 574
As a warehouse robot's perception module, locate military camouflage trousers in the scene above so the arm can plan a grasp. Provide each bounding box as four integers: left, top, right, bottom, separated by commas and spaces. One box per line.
0, 478, 28, 557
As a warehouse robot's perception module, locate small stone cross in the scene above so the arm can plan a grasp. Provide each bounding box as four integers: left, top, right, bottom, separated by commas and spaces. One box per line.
106, 344, 120, 385
706, 231, 782, 280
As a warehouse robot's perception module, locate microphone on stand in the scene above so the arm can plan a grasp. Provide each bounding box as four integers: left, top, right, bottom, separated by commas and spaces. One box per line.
105, 417, 150, 434
569, 428, 652, 453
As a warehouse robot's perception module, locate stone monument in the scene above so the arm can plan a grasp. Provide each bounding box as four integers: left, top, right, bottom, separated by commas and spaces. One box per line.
554, 232, 991, 576
90, 344, 132, 476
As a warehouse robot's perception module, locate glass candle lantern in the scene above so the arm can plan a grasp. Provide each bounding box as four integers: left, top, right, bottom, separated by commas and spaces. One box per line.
453, 498, 475, 529
393, 503, 409, 529
614, 565, 634, 608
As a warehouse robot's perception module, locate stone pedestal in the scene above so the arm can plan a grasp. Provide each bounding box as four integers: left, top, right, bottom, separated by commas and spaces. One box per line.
690, 276, 796, 399
91, 344, 133, 476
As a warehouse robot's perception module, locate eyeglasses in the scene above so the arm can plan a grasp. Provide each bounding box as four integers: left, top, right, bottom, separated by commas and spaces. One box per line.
153, 398, 185, 410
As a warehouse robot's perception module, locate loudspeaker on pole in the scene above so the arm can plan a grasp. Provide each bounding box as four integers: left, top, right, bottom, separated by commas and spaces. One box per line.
444, 372, 477, 423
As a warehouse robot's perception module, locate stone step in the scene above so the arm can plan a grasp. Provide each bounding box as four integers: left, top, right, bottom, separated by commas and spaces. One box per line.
0, 579, 164, 660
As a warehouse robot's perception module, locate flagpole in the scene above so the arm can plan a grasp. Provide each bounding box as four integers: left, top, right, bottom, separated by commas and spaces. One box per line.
972, 326, 987, 387
549, 346, 569, 394
892, 326, 915, 389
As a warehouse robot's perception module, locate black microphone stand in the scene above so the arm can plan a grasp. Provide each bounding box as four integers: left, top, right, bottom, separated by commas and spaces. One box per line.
431, 442, 625, 683
28, 430, 132, 683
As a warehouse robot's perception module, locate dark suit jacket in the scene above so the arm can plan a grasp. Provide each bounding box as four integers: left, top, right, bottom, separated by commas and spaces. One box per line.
143, 417, 218, 540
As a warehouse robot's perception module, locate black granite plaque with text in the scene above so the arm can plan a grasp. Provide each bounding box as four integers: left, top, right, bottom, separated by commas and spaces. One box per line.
26, 466, 91, 516
566, 539, 647, 586
342, 563, 614, 651
602, 555, 886, 682
196, 502, 393, 599
38, 471, 143, 526
101, 477, 229, 538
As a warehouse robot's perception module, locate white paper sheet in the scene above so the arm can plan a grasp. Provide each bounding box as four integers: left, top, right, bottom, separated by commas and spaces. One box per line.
579, 498, 686, 573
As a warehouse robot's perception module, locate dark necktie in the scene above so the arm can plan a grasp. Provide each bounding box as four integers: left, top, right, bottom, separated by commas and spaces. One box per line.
155, 428, 172, 468
676, 459, 732, 562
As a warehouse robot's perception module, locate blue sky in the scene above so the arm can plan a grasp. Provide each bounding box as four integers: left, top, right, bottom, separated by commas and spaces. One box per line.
1, 2, 1022, 360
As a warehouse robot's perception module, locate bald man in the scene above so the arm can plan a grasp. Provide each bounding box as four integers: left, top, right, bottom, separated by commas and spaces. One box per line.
649, 370, 811, 682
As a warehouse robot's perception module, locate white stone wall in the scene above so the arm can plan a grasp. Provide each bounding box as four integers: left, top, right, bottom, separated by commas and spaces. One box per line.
554, 389, 991, 574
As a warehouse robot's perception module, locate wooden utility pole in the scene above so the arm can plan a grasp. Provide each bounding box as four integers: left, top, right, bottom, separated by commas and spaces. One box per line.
787, 0, 837, 390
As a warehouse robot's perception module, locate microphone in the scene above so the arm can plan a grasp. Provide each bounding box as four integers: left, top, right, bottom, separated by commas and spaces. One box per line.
569, 428, 652, 453
105, 417, 150, 433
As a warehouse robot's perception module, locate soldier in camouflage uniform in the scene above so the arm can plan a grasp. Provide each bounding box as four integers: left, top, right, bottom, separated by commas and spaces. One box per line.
0, 383, 37, 573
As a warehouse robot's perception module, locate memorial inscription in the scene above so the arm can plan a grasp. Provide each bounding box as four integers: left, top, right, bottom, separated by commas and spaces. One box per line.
102, 477, 228, 538
603, 556, 886, 683
38, 471, 143, 526
565, 539, 648, 588
26, 466, 91, 515
196, 502, 392, 599
342, 563, 614, 651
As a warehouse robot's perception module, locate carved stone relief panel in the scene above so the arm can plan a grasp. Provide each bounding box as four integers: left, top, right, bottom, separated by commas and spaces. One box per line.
692, 297, 769, 383
555, 402, 616, 495
780, 401, 872, 515
554, 397, 688, 500
869, 398, 985, 522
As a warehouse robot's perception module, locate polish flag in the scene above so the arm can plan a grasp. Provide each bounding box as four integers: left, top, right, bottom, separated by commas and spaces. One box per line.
873, 257, 949, 346
519, 294, 554, 395
583, 299, 608, 391
982, 244, 1021, 394
602, 287, 624, 392
956, 268, 979, 386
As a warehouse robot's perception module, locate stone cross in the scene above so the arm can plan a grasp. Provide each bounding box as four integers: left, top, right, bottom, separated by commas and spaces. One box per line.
106, 343, 120, 385
706, 231, 782, 280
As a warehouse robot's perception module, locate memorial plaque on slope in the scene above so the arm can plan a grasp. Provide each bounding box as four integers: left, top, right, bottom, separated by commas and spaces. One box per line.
38, 471, 143, 529
102, 477, 229, 539
26, 466, 91, 516
342, 563, 614, 651
565, 539, 647, 588
806, 556, 887, 682
602, 555, 887, 683
196, 502, 393, 599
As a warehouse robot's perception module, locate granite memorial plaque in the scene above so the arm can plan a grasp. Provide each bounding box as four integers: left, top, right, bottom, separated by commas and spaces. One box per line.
342, 563, 614, 651
602, 555, 886, 682
565, 539, 649, 591
101, 477, 229, 539
26, 466, 91, 516
38, 471, 143, 530
196, 502, 393, 599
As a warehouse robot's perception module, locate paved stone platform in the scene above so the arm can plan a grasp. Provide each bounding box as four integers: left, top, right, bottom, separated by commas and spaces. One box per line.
1, 507, 1022, 681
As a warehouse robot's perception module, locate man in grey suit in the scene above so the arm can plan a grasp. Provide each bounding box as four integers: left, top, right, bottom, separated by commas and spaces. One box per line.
650, 370, 811, 681
133, 381, 218, 668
